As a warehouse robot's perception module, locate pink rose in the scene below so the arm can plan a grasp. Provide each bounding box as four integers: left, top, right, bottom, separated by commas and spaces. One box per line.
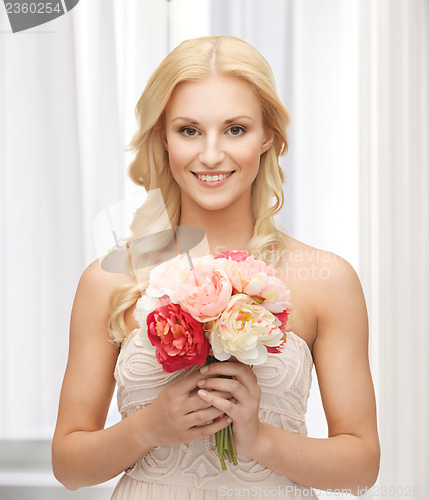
177, 259, 232, 322
239, 255, 277, 279
243, 274, 291, 313
146, 302, 209, 373
215, 254, 278, 294
215, 250, 248, 262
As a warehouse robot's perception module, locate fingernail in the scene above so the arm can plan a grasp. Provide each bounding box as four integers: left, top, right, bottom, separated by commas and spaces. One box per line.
200, 366, 208, 374
227, 417, 232, 424
198, 390, 207, 397
198, 379, 205, 387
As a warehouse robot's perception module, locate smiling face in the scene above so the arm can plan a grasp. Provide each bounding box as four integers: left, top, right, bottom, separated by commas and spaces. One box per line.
162, 74, 274, 214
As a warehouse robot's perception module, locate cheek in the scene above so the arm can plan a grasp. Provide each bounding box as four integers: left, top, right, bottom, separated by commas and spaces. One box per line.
230, 141, 262, 170
167, 139, 195, 174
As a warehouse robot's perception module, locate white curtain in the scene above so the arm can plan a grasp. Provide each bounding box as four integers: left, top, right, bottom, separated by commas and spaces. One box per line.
0, 4, 85, 440
0, 0, 428, 497
359, 0, 429, 494
0, 0, 167, 441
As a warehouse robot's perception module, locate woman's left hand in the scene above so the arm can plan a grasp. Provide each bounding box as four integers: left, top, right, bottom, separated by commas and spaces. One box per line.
197, 360, 262, 457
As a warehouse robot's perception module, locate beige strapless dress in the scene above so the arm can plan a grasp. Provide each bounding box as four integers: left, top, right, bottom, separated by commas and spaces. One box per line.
110, 324, 317, 499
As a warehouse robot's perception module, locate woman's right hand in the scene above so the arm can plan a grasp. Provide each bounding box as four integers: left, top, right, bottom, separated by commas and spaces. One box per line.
141, 369, 232, 448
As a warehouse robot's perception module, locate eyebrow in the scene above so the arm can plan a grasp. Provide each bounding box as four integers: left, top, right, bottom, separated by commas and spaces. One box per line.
171, 115, 256, 124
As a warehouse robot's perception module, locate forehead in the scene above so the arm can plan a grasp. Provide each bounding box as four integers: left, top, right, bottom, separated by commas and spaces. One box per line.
165, 74, 263, 121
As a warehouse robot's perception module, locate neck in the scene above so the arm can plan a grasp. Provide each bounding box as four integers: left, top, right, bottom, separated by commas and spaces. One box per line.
178, 196, 255, 256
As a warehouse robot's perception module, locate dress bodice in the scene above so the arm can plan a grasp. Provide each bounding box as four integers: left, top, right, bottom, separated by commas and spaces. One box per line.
113, 323, 316, 497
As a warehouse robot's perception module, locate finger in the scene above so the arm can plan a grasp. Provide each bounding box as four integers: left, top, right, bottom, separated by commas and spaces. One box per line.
200, 361, 257, 387
186, 390, 232, 413
178, 387, 234, 416
197, 388, 238, 420
187, 413, 231, 441
184, 405, 228, 428
197, 377, 250, 403
189, 387, 232, 399
171, 368, 212, 394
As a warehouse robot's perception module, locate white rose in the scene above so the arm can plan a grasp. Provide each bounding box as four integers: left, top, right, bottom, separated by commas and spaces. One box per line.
208, 293, 284, 365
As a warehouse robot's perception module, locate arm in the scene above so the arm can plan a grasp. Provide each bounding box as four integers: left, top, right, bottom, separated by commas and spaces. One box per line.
52, 259, 230, 491
198, 256, 380, 495
51, 259, 152, 490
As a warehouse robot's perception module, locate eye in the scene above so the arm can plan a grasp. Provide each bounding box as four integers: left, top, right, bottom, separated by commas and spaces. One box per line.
227, 126, 246, 136
179, 127, 199, 137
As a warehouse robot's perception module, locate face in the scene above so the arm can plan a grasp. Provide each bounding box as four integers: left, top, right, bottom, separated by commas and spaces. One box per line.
162, 74, 274, 213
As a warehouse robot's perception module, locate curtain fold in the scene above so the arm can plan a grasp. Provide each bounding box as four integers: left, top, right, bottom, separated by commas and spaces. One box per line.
359, 0, 429, 493
1, 9, 84, 439
0, 0, 167, 438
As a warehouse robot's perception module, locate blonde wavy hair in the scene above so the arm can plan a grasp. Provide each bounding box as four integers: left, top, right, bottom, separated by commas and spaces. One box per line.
108, 35, 291, 343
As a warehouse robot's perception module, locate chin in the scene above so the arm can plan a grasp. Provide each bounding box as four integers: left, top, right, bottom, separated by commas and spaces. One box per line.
186, 195, 233, 212
199, 202, 232, 212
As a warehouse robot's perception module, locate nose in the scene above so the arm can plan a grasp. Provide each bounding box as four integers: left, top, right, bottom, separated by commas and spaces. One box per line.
198, 135, 225, 168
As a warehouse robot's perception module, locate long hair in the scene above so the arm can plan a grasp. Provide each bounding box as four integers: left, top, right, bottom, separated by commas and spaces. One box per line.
109, 36, 291, 342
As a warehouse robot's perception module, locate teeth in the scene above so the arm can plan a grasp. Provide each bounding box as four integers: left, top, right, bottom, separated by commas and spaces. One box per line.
195, 172, 233, 182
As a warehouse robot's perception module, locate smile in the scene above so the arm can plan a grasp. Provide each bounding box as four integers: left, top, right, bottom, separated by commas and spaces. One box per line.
192, 172, 234, 182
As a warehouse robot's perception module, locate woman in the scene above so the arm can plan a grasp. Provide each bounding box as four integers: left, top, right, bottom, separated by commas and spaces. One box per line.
52, 36, 380, 499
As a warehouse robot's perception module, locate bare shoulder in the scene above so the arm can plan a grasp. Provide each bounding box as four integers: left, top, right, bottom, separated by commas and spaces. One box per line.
72, 258, 139, 339
283, 234, 367, 334
53, 260, 138, 439
79, 257, 135, 289
280, 234, 362, 292
276, 235, 366, 349
75, 258, 135, 315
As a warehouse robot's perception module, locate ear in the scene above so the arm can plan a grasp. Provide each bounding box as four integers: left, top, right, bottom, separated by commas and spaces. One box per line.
260, 129, 275, 155
161, 128, 169, 151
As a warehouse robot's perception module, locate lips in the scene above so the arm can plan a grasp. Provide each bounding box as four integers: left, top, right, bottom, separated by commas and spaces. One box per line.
191, 170, 235, 187
191, 171, 235, 182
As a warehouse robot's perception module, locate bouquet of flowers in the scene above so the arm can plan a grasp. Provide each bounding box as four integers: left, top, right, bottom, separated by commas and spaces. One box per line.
133, 250, 291, 470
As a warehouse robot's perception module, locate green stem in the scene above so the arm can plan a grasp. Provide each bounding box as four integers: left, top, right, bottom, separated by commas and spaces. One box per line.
219, 428, 226, 470
207, 357, 238, 470
228, 424, 238, 465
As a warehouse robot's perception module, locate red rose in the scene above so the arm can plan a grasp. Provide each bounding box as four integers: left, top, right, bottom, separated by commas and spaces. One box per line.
267, 309, 289, 353
146, 302, 209, 373
274, 309, 290, 331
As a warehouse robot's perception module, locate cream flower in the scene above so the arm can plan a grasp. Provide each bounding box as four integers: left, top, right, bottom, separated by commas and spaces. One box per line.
208, 293, 284, 365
